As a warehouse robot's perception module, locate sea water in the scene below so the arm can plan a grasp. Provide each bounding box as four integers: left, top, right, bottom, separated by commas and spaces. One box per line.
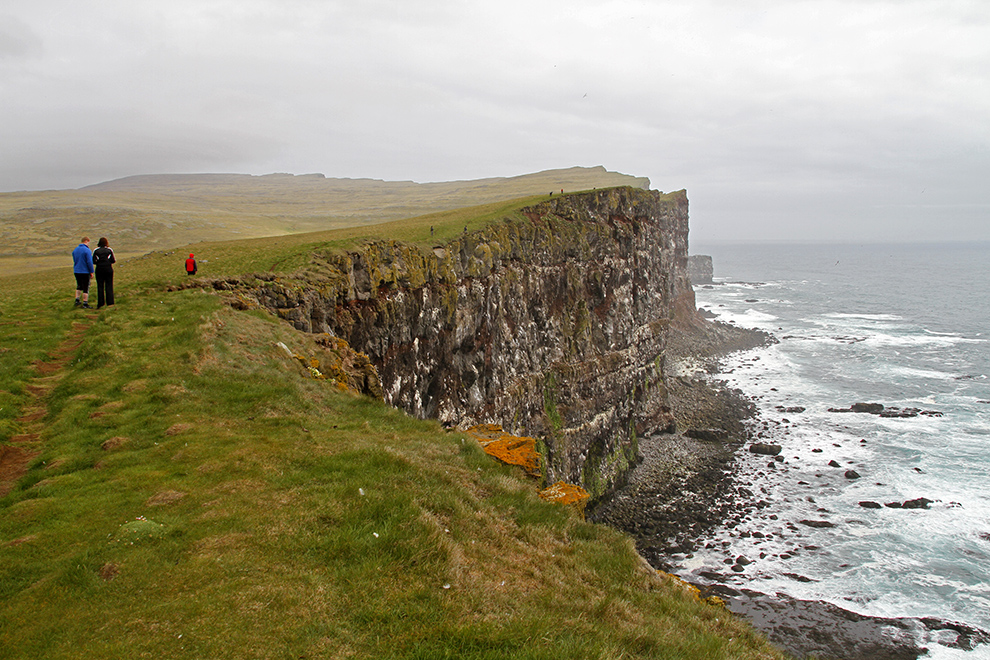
682, 241, 990, 654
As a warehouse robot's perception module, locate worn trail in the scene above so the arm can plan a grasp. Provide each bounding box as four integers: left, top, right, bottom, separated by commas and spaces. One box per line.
0, 318, 93, 497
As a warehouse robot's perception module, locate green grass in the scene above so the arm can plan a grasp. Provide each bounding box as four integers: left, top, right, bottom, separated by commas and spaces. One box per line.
0, 194, 787, 659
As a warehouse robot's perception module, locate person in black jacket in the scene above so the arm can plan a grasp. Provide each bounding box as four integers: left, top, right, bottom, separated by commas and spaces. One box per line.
92, 237, 116, 308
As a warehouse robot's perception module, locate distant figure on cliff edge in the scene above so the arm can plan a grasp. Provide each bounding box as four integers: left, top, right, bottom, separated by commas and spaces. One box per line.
92, 237, 116, 309
72, 236, 93, 309
185, 253, 197, 275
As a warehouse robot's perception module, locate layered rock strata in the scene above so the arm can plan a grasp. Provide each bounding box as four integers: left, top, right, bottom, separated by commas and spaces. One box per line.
218, 187, 696, 500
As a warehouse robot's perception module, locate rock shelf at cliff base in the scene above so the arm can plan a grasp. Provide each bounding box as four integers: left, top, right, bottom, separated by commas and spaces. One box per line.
589, 317, 989, 659
588, 319, 772, 570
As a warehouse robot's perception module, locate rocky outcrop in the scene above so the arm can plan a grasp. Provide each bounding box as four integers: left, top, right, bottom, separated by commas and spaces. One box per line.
217, 187, 696, 500
687, 255, 713, 285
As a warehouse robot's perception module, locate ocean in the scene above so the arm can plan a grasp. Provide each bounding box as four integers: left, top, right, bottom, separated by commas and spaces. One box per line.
682, 241, 990, 655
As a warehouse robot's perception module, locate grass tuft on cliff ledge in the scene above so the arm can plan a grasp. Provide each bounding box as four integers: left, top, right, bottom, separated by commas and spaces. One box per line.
0, 194, 787, 659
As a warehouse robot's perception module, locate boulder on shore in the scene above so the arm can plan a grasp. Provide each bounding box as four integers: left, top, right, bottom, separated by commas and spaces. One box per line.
685, 428, 726, 442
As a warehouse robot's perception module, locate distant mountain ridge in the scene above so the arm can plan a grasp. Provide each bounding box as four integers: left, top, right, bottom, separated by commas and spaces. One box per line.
81, 166, 649, 200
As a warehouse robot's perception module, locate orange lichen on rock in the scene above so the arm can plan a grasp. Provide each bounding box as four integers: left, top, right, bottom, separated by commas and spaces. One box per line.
464, 424, 541, 478
538, 481, 590, 513
656, 570, 726, 609
464, 423, 504, 441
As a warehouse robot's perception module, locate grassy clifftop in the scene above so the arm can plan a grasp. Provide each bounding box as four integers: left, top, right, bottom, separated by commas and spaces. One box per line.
0, 166, 649, 277
0, 194, 786, 659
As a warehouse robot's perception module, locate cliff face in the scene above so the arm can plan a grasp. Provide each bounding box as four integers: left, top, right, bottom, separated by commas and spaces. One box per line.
237, 187, 696, 500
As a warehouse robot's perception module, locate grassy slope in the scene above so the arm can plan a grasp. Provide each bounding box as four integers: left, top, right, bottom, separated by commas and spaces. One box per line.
0, 166, 649, 277
0, 197, 786, 659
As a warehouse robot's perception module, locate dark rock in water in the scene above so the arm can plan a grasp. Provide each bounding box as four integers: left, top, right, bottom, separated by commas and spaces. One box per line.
828, 403, 943, 419
684, 428, 725, 442
859, 501, 882, 509
845, 470, 861, 480
880, 408, 919, 418
782, 572, 818, 583
882, 497, 933, 510
697, 307, 718, 319
812, 448, 823, 453
828, 460, 841, 467
799, 519, 836, 528
696, 588, 990, 660
775, 405, 806, 413
980, 532, 990, 542
749, 442, 782, 456
745, 298, 759, 303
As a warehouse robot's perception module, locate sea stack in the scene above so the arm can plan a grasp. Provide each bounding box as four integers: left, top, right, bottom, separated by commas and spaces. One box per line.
688, 255, 713, 285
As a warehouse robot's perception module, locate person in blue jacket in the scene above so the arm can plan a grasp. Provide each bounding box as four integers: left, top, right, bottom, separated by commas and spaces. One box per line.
72, 237, 94, 309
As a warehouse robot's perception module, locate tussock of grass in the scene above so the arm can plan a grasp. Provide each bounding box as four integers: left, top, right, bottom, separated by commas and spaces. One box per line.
0, 198, 787, 659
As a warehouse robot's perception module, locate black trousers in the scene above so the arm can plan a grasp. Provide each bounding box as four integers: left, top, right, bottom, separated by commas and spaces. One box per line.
95, 268, 114, 308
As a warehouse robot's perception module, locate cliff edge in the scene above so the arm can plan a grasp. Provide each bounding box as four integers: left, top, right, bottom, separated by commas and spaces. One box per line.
206, 187, 698, 501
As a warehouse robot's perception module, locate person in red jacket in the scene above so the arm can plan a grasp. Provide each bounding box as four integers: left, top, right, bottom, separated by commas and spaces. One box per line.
185, 253, 197, 275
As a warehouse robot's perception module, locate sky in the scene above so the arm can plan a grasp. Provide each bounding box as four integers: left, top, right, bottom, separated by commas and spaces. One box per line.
2, 0, 989, 243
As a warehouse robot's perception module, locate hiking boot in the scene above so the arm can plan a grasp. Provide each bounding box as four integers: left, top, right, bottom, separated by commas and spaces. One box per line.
81, 302, 92, 309
74, 299, 81, 307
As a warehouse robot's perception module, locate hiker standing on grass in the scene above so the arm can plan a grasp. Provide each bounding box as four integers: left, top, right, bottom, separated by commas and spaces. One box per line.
185, 253, 197, 275
92, 237, 116, 309
72, 237, 94, 309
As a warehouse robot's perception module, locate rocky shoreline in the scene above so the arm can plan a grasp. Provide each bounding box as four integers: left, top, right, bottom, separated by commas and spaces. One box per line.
589, 319, 990, 660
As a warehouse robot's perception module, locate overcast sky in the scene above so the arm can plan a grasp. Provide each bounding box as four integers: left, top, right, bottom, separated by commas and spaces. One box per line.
2, 0, 988, 242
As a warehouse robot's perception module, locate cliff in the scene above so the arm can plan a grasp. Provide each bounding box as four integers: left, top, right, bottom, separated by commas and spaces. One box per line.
213, 187, 698, 500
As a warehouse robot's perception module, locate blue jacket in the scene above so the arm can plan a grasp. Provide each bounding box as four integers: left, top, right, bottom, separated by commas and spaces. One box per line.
72, 243, 94, 274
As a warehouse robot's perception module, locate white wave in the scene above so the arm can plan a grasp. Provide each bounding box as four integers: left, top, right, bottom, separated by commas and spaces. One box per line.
925, 647, 989, 659
882, 365, 958, 381
712, 309, 779, 328
864, 333, 981, 348
924, 328, 960, 337
824, 312, 904, 321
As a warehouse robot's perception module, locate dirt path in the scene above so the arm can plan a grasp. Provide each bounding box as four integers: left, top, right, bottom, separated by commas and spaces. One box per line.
0, 318, 94, 497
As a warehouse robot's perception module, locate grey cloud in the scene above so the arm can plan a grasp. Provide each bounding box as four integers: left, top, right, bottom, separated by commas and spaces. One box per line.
0, 14, 43, 59
1, 0, 989, 242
